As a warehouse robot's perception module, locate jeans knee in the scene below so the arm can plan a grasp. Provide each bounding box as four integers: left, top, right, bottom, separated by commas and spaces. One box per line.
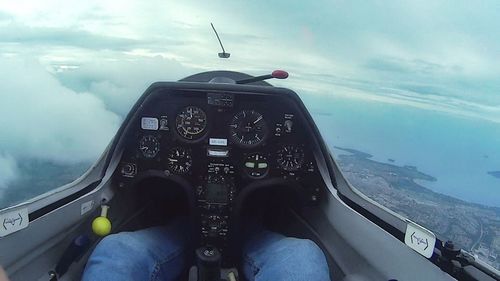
96, 233, 129, 252
285, 238, 325, 260
284, 238, 329, 273
94, 232, 146, 261
263, 238, 330, 281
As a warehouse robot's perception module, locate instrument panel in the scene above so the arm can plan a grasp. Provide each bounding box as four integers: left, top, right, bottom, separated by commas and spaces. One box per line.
118, 91, 320, 180
114, 89, 325, 253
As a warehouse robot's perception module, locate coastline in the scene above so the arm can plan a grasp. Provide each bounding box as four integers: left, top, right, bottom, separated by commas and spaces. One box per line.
333, 146, 499, 270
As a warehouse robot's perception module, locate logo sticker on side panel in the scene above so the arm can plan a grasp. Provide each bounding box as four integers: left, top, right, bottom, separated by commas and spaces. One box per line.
81, 200, 95, 215
405, 220, 436, 258
0, 208, 29, 237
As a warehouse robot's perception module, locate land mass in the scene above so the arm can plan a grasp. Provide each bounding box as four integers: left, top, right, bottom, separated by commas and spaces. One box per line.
0, 160, 90, 209
487, 171, 500, 179
334, 147, 500, 270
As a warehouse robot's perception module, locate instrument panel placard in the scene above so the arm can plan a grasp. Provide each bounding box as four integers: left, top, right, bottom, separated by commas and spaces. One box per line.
141, 117, 159, 130
209, 138, 228, 146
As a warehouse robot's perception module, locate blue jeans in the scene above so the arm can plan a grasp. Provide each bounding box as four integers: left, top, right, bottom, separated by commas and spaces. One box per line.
82, 221, 331, 281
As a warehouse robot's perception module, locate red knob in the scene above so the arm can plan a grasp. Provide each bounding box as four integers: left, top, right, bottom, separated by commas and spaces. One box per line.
271, 70, 289, 79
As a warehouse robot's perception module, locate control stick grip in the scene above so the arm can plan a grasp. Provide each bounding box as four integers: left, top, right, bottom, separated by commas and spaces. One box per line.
196, 246, 222, 281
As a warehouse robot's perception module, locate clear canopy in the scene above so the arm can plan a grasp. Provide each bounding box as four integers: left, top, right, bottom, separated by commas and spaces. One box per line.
0, 0, 498, 270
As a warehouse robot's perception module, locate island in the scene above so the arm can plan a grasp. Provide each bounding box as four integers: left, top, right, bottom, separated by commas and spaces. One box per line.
334, 147, 500, 270
487, 171, 500, 179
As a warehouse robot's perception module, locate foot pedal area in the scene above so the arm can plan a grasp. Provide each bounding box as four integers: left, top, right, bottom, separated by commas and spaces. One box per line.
188, 266, 239, 281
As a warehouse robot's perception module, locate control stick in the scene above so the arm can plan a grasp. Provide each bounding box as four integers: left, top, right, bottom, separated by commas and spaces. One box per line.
236, 70, 289, 84
196, 246, 222, 281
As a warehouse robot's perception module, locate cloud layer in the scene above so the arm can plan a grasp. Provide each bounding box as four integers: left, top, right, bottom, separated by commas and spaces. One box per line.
0, 57, 122, 187
0, 154, 17, 194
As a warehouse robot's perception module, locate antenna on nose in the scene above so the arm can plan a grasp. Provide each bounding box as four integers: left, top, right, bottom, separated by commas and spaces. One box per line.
211, 23, 230, 58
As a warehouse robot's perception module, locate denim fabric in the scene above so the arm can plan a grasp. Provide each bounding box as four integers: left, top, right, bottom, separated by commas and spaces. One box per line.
82, 222, 330, 281
242, 230, 331, 281
82, 222, 187, 281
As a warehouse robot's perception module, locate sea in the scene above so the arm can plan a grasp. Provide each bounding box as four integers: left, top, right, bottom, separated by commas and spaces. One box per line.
301, 93, 500, 208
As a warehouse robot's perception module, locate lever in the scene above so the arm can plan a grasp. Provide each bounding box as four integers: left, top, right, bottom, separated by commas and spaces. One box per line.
196, 246, 222, 281
92, 205, 111, 236
236, 70, 289, 84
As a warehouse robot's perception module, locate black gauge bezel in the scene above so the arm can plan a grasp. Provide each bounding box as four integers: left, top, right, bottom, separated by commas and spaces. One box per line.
276, 144, 305, 171
138, 135, 160, 159
167, 146, 192, 175
243, 152, 270, 179
175, 105, 208, 141
229, 110, 268, 148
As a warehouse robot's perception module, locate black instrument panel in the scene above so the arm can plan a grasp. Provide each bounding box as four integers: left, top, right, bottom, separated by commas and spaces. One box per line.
114, 88, 325, 254
117, 90, 321, 182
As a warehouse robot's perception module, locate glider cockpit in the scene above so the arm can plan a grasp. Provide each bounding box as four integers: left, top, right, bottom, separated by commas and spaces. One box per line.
1, 71, 478, 281
111, 71, 330, 268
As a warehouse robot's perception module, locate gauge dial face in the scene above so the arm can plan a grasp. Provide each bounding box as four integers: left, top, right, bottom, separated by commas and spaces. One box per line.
244, 153, 269, 178
277, 145, 304, 171
175, 106, 207, 140
229, 110, 267, 147
167, 147, 192, 174
139, 135, 160, 158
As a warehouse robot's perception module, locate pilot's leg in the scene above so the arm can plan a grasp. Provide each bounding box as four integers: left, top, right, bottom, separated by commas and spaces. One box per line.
242, 230, 331, 281
82, 220, 188, 281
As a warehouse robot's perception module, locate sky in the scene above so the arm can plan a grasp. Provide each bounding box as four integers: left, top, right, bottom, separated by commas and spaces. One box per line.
0, 0, 499, 205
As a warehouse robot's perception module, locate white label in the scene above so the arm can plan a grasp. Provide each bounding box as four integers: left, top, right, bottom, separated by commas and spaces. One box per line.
209, 138, 227, 146
208, 150, 229, 157
405, 220, 436, 258
141, 117, 159, 130
81, 200, 94, 215
0, 208, 29, 237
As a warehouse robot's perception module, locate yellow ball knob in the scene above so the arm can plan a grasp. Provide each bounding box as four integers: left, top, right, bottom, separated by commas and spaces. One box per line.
92, 216, 111, 236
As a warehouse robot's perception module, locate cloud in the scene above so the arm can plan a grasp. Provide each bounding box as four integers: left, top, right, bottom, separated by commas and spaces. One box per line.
364, 57, 446, 75
55, 56, 196, 116
0, 21, 187, 51
0, 25, 134, 50
0, 57, 121, 164
0, 154, 17, 194
0, 1, 499, 158
0, 10, 11, 20
284, 72, 500, 124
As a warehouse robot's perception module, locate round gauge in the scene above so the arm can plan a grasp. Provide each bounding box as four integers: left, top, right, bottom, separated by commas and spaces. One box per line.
277, 145, 305, 171
244, 153, 269, 178
175, 106, 207, 140
229, 110, 268, 147
139, 135, 160, 158
167, 147, 192, 174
